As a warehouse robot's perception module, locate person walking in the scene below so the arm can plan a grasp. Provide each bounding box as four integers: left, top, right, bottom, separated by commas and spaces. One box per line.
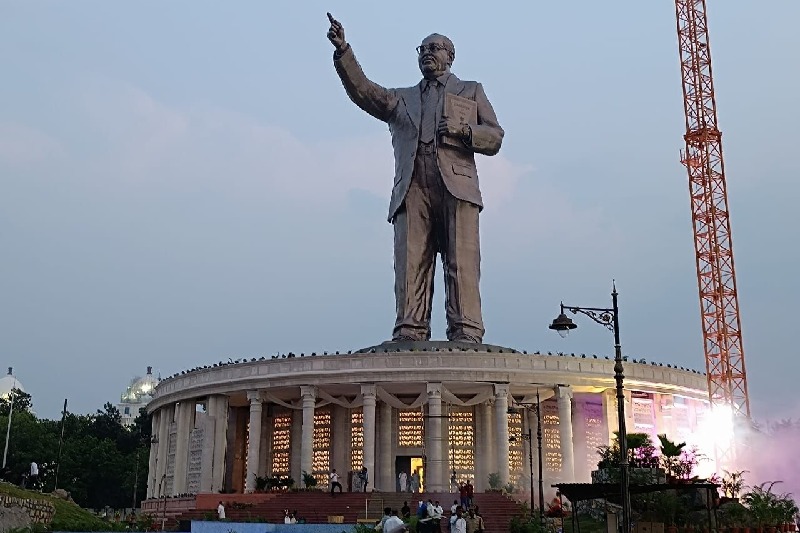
449, 507, 466, 533
399, 470, 408, 492
465, 508, 484, 533
217, 501, 225, 520
410, 469, 420, 493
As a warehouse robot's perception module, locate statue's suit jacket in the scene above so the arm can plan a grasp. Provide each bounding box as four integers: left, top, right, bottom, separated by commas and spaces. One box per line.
334, 46, 504, 221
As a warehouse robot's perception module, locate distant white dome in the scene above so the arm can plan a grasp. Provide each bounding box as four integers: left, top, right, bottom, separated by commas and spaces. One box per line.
120, 366, 159, 404
0, 367, 24, 399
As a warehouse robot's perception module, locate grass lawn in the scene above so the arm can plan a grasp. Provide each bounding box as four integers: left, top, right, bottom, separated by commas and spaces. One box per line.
0, 482, 112, 531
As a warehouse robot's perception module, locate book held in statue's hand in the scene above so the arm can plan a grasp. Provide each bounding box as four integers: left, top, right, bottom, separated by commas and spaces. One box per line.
441, 93, 477, 149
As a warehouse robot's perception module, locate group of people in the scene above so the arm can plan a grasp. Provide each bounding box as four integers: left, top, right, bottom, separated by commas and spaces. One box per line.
397, 469, 422, 493
329, 467, 369, 495
385, 500, 484, 533
454, 479, 475, 509
282, 509, 300, 524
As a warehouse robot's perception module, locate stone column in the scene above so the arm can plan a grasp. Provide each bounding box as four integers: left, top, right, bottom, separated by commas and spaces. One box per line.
146, 410, 160, 498
603, 388, 619, 446
493, 384, 510, 485
379, 401, 393, 491
259, 406, 270, 477
441, 404, 450, 490
361, 385, 377, 491
653, 393, 667, 437
154, 404, 172, 497
521, 412, 532, 492
300, 386, 317, 485
290, 411, 302, 481
557, 385, 575, 482
244, 391, 263, 493
527, 407, 541, 496
426, 383, 444, 492
481, 400, 496, 489
173, 400, 194, 495
207, 394, 229, 493
332, 406, 348, 475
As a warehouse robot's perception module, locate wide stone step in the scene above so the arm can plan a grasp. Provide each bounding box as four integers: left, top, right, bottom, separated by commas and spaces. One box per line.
169, 491, 525, 532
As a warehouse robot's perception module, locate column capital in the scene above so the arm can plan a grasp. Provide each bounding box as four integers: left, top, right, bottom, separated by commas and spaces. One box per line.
557, 384, 574, 400
426, 382, 442, 400
361, 384, 377, 402
247, 390, 264, 404
493, 383, 510, 399
300, 386, 317, 401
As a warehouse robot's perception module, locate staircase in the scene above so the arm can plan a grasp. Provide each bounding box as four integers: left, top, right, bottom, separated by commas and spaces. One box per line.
173, 492, 370, 525
170, 491, 524, 532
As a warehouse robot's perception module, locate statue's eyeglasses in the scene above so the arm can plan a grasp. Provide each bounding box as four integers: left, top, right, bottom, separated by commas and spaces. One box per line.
416, 43, 449, 55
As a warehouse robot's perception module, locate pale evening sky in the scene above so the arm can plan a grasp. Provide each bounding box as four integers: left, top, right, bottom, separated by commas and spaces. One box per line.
1, 1, 798, 422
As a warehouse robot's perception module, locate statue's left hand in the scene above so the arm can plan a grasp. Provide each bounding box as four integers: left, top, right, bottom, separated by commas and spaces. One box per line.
438, 117, 468, 140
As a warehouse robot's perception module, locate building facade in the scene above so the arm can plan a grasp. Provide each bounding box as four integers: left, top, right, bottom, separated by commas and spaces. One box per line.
144, 347, 710, 499
118, 366, 160, 427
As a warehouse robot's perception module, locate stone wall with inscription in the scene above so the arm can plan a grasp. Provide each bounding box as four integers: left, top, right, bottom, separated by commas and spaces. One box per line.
187, 417, 205, 494
165, 422, 177, 495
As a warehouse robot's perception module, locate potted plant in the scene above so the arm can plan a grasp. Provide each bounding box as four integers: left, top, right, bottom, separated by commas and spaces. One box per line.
743, 482, 782, 533
775, 495, 798, 532
719, 500, 750, 533
653, 491, 680, 533
593, 432, 665, 484
301, 470, 318, 490
254, 474, 268, 492
488, 472, 502, 492
722, 471, 749, 502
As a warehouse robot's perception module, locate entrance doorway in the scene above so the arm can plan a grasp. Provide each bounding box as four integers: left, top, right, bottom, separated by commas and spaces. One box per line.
395, 456, 425, 493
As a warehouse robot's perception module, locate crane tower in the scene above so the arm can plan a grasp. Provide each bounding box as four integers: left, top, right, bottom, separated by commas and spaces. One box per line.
674, 0, 751, 439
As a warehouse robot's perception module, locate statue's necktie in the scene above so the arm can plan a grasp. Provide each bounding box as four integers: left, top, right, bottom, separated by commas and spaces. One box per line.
420, 80, 438, 143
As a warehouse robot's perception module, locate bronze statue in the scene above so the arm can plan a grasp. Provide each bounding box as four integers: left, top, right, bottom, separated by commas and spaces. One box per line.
327, 13, 504, 343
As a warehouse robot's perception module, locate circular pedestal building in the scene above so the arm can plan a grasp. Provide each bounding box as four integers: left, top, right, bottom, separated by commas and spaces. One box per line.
145, 342, 709, 498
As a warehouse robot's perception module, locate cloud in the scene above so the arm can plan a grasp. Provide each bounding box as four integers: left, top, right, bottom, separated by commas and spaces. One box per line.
70, 78, 532, 212
0, 123, 64, 165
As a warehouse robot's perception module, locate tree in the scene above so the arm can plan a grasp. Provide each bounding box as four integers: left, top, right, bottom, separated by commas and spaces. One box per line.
658, 434, 687, 479
0, 388, 33, 416
1, 392, 152, 510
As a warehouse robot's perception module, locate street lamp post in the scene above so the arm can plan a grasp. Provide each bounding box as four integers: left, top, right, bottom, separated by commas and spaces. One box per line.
510, 428, 535, 516
535, 391, 544, 525
510, 390, 546, 526
549, 282, 631, 533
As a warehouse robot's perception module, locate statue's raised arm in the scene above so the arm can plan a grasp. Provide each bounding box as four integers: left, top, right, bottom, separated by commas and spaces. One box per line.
327, 13, 398, 123
326, 13, 347, 52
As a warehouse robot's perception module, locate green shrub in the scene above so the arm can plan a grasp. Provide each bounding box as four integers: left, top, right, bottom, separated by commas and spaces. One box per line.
509, 516, 546, 533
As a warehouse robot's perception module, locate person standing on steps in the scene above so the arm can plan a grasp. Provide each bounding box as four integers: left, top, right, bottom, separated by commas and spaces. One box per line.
358, 466, 369, 492
330, 468, 343, 495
